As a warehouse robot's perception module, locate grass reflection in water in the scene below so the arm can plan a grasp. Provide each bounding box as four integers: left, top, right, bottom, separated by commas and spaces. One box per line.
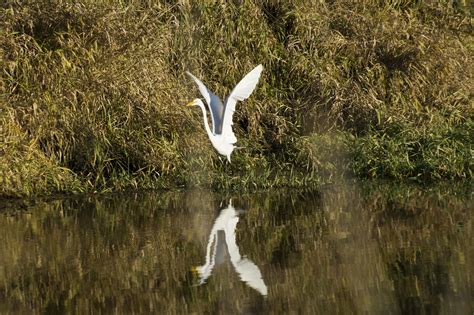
0, 182, 472, 313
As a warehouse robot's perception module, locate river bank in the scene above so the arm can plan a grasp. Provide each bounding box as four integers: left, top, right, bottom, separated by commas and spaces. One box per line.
1, 1, 472, 197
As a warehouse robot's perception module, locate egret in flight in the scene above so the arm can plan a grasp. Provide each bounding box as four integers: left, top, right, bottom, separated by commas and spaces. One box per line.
186, 64, 263, 162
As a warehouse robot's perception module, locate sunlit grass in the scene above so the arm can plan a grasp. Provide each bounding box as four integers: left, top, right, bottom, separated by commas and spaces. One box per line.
1, 0, 472, 197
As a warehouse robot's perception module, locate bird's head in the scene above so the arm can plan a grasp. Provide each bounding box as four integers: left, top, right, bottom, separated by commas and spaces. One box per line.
186, 98, 204, 108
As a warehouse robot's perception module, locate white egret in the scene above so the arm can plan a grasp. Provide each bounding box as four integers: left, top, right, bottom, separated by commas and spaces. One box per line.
186, 64, 263, 162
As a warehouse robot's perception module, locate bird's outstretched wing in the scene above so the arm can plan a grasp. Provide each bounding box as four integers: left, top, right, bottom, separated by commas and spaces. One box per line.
222, 64, 263, 143
186, 71, 225, 134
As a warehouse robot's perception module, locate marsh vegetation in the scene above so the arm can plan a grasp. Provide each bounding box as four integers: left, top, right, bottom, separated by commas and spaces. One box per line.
1, 1, 473, 197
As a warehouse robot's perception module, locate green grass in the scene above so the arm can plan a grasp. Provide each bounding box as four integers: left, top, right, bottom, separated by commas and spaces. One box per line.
1, 0, 473, 197
351, 110, 473, 180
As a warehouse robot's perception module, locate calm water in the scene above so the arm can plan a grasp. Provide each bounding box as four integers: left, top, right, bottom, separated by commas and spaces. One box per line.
0, 183, 472, 314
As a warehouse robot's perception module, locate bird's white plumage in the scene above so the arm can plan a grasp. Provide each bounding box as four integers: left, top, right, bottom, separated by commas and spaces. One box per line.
186, 64, 263, 162
185, 71, 211, 107
186, 71, 226, 135
222, 64, 263, 144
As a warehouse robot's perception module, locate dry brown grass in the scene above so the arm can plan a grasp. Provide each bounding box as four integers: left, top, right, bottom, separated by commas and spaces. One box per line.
1, 0, 472, 197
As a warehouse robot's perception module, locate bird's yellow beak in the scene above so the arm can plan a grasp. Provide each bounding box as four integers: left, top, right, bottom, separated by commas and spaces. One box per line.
186, 100, 196, 107
191, 266, 199, 274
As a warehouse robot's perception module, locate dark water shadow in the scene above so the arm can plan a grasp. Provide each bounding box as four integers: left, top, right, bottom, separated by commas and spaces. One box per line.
0, 183, 472, 313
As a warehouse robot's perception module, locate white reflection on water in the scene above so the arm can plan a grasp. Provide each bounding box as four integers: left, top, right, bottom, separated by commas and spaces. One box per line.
193, 199, 268, 296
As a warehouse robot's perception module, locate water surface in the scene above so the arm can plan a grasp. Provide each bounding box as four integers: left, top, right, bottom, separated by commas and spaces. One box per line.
0, 183, 472, 313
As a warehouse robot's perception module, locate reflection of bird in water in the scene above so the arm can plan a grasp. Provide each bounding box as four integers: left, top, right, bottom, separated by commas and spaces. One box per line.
192, 199, 268, 296
186, 65, 263, 162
